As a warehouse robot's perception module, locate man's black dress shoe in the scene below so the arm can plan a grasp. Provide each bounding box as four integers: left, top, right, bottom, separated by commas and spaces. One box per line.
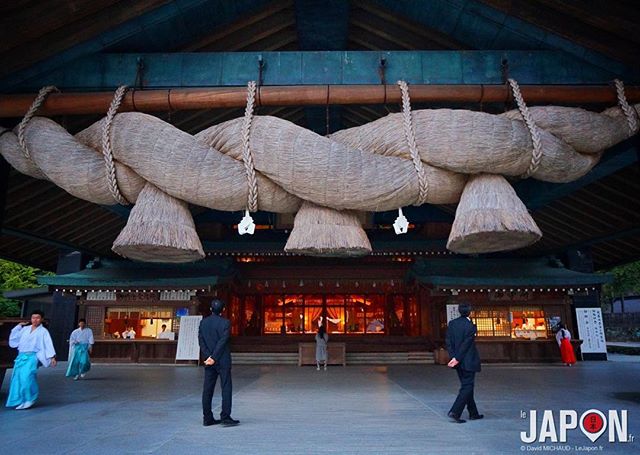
203, 418, 220, 427
469, 414, 484, 420
447, 412, 466, 423
221, 417, 240, 426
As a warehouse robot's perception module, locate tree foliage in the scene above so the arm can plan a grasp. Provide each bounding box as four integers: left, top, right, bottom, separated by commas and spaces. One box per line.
0, 259, 51, 317
601, 260, 640, 301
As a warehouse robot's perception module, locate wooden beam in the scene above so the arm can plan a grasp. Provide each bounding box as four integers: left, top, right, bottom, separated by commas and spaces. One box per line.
294, 0, 350, 51
575, 188, 640, 220
0, 0, 120, 53
369, 0, 630, 75
518, 140, 640, 210
10, 50, 630, 92
2, 83, 639, 117
1, 227, 103, 257
352, 0, 467, 50
0, 0, 276, 89
17, 200, 97, 231
181, 0, 294, 51
7, 196, 80, 229
478, 0, 639, 65
351, 6, 462, 50
0, 0, 170, 77
45, 210, 118, 240
553, 197, 632, 227
6, 182, 59, 211
0, 248, 55, 271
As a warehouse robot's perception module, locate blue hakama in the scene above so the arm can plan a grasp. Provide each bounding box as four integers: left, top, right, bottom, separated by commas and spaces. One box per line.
6, 352, 39, 407
66, 343, 91, 377
5, 323, 56, 408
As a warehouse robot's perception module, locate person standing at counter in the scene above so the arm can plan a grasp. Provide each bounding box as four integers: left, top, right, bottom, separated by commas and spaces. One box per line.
6, 310, 57, 410
555, 323, 577, 366
66, 319, 95, 380
198, 299, 239, 427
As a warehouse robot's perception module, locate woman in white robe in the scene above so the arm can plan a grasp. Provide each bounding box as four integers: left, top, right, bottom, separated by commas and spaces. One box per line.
66, 319, 94, 380
6, 310, 57, 410
315, 325, 329, 371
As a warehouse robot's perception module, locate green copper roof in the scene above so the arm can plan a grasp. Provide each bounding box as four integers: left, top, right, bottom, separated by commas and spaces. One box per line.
38, 258, 236, 288
410, 257, 612, 286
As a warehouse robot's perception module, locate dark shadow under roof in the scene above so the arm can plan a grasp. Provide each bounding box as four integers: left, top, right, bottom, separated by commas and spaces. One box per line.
410, 257, 613, 287
37, 258, 236, 288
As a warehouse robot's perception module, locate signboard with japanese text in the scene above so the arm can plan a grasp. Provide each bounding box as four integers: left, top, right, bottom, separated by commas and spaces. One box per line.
175, 315, 203, 360
575, 308, 607, 357
446, 304, 460, 323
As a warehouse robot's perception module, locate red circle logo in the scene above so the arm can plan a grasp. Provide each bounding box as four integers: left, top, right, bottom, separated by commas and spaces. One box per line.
582, 412, 604, 434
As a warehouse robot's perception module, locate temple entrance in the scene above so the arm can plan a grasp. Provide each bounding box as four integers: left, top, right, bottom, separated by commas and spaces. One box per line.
228, 292, 421, 337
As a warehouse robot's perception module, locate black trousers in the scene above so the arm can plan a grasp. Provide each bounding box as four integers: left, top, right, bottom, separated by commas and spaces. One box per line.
449, 367, 479, 418
202, 365, 232, 420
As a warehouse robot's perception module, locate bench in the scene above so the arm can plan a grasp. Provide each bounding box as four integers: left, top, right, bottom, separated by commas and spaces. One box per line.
298, 342, 346, 366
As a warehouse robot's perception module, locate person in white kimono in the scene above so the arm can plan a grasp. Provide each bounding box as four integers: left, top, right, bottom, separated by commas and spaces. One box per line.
6, 310, 57, 410
122, 327, 136, 339
66, 319, 94, 380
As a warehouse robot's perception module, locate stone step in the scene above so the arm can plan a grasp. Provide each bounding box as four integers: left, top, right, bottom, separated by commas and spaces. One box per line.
232, 353, 298, 364
347, 352, 434, 364
231, 352, 434, 365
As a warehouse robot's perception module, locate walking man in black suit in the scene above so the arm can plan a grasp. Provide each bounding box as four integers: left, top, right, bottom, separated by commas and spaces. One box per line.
198, 298, 239, 427
446, 302, 483, 423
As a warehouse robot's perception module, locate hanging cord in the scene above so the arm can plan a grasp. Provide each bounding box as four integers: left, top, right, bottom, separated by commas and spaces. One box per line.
241, 81, 259, 213
325, 85, 331, 136
508, 78, 543, 179
101, 85, 130, 205
614, 79, 640, 135
17, 85, 59, 166
397, 80, 429, 205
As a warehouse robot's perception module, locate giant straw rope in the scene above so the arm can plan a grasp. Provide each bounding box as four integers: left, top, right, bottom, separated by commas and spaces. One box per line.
1, 81, 638, 262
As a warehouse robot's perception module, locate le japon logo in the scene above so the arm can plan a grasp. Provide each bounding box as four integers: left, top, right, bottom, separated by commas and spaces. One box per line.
520, 409, 634, 444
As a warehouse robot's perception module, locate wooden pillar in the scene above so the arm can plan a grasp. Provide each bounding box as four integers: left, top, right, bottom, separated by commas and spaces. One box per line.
49, 250, 89, 360
0, 155, 9, 231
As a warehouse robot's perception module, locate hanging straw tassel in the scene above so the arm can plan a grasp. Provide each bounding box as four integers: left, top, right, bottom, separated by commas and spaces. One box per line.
284, 201, 372, 257
447, 174, 542, 254
112, 183, 204, 262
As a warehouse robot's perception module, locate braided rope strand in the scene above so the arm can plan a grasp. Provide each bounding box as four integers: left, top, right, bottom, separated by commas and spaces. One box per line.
17, 85, 58, 165
614, 79, 640, 135
241, 81, 259, 212
397, 80, 429, 205
508, 78, 544, 179
101, 85, 130, 205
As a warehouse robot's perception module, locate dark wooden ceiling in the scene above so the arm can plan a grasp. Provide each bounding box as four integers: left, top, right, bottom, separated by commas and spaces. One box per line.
1, 0, 639, 272
525, 164, 640, 268
479, 0, 640, 67
2, 169, 126, 270
0, 0, 170, 78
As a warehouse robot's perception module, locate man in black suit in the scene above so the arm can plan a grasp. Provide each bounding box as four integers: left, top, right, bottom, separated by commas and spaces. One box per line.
198, 299, 239, 427
446, 302, 483, 423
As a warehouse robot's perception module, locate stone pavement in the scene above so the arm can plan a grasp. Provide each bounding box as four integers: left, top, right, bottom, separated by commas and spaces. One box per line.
607, 342, 640, 348
1, 362, 639, 455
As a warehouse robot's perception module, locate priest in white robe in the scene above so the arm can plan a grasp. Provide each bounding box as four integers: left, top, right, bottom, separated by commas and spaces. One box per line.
6, 310, 57, 410
66, 318, 94, 380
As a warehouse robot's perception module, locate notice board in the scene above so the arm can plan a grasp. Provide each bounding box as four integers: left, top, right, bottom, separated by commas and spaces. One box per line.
176, 315, 203, 360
